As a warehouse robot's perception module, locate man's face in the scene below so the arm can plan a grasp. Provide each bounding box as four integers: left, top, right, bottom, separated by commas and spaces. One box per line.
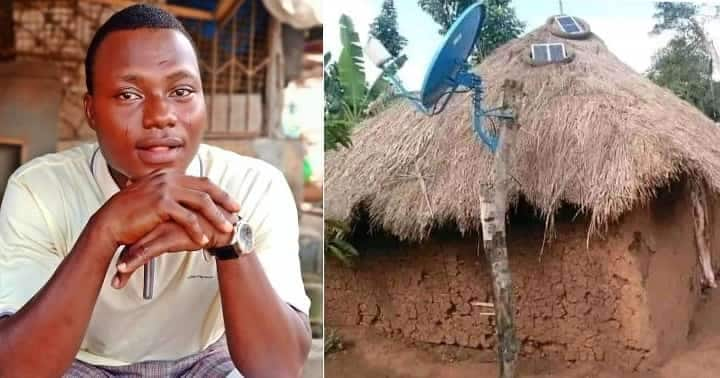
84, 28, 206, 181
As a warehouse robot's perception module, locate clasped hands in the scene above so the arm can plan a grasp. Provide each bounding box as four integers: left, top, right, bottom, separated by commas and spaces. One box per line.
95, 170, 240, 289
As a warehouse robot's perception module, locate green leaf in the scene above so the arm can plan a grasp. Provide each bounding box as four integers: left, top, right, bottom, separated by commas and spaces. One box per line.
332, 239, 360, 257
324, 218, 359, 267
325, 218, 351, 234
338, 14, 368, 114
324, 119, 354, 151
328, 245, 354, 267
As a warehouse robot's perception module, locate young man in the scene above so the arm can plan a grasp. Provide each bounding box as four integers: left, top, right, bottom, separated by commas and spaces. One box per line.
0, 5, 310, 377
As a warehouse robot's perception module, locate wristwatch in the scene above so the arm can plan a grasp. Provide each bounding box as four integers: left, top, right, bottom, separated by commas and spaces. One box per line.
206, 217, 254, 260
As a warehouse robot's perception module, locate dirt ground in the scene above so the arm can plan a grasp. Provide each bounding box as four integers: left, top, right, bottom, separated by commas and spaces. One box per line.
325, 287, 720, 378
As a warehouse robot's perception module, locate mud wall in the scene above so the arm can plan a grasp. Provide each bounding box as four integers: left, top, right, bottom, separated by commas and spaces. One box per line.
326, 183, 717, 371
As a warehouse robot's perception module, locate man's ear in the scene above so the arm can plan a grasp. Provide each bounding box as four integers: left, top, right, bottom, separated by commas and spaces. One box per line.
84, 92, 96, 130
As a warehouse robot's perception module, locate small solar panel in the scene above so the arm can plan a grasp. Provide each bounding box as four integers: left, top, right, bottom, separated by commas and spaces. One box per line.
532, 45, 549, 63
531, 43, 567, 64
555, 16, 583, 34
548, 44, 565, 61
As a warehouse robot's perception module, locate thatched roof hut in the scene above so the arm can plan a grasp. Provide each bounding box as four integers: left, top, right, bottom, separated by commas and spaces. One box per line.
326, 18, 720, 241
326, 18, 720, 371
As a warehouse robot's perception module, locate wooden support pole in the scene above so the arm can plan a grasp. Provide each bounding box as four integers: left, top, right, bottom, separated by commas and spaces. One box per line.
264, 16, 284, 137
691, 180, 717, 288
480, 79, 521, 378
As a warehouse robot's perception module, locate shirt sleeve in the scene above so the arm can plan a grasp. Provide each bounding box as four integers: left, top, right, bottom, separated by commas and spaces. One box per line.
250, 169, 311, 315
0, 177, 62, 315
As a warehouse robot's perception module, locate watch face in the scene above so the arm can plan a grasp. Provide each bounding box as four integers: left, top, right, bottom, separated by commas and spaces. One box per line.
236, 222, 254, 253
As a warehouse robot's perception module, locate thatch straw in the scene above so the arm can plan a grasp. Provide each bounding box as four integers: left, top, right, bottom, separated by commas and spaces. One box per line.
326, 20, 720, 241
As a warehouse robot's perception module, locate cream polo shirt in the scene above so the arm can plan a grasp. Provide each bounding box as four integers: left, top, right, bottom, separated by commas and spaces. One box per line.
0, 143, 310, 366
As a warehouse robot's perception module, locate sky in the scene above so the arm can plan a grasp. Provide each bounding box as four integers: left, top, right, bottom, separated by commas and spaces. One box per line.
324, 0, 720, 90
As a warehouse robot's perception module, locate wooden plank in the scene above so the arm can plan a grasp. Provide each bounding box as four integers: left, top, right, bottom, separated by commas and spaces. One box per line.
83, 0, 214, 21
203, 131, 261, 140
215, 0, 245, 23
0, 137, 25, 146
206, 93, 263, 135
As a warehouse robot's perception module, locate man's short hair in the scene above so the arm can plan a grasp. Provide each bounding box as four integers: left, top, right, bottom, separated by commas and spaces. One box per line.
84, 4, 197, 94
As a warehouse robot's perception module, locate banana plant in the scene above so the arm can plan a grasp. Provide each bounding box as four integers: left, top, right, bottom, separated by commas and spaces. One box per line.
324, 52, 352, 151
324, 14, 394, 151
326, 14, 405, 265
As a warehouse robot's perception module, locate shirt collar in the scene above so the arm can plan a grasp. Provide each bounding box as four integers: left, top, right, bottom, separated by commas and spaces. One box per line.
91, 145, 202, 200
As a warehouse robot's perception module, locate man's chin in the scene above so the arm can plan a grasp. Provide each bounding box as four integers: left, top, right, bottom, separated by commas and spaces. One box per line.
133, 163, 188, 178
108, 147, 196, 184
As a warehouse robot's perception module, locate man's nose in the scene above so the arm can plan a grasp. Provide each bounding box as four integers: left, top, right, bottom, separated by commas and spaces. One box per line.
143, 95, 178, 129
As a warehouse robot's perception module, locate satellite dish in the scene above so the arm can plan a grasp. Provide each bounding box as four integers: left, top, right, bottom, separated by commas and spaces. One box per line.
419, 3, 485, 110
367, 2, 510, 152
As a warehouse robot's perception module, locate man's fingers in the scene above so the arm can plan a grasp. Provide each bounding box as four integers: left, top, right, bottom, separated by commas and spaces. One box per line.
118, 229, 194, 275
179, 176, 240, 213
114, 243, 155, 288
113, 270, 132, 289
112, 245, 133, 289
113, 243, 150, 289
113, 224, 170, 289
111, 223, 184, 289
218, 206, 236, 224
176, 188, 234, 234
162, 201, 208, 246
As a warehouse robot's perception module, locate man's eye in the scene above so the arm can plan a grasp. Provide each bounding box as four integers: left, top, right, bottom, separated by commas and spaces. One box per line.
172, 88, 194, 97
117, 92, 141, 101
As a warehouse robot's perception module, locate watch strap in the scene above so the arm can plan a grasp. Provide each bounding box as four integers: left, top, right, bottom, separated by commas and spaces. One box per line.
206, 244, 240, 260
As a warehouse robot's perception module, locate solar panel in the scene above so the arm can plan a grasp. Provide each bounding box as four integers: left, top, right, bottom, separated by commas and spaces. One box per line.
555, 16, 583, 34
548, 44, 565, 61
532, 44, 549, 63
531, 43, 567, 64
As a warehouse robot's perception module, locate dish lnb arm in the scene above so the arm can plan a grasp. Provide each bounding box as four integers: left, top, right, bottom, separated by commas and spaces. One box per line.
365, 36, 430, 114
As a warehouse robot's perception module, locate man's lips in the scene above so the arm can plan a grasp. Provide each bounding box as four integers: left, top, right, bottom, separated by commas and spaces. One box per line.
136, 137, 184, 149
135, 137, 184, 165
